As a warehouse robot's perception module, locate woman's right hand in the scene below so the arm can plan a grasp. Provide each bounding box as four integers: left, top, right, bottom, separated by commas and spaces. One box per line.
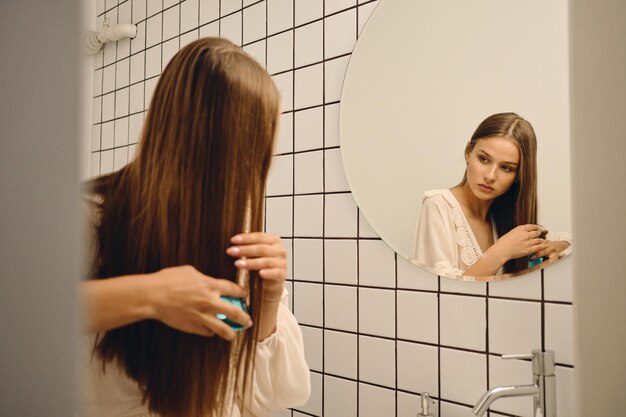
148, 265, 252, 340
490, 224, 549, 263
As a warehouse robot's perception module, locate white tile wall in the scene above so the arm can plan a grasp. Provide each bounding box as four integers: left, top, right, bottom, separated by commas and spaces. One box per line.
90, 2, 576, 416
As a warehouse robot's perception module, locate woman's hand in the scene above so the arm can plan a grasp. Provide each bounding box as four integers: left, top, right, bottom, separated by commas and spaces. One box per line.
148, 265, 252, 340
226, 232, 287, 302
490, 224, 549, 263
530, 240, 571, 260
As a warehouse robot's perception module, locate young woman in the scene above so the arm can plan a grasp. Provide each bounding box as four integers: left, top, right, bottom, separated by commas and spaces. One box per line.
411, 112, 571, 278
82, 38, 310, 417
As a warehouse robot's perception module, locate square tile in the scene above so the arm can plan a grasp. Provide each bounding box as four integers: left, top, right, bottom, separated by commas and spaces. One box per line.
324, 284, 357, 331
545, 303, 574, 365
101, 120, 115, 150
180, 29, 200, 49
295, 0, 323, 26
324, 193, 358, 238
115, 87, 130, 118
293, 239, 323, 282
103, 64, 116, 94
100, 149, 114, 174
440, 294, 486, 351
272, 71, 293, 112
439, 402, 475, 417
101, 92, 115, 122
324, 148, 350, 192
243, 39, 266, 67
91, 124, 101, 152
294, 63, 323, 109
115, 58, 130, 88
295, 151, 323, 194
294, 194, 323, 237
397, 341, 438, 395
359, 287, 395, 337
397, 290, 438, 343
324, 239, 357, 285
293, 282, 323, 326
300, 325, 323, 372
146, 12, 162, 47
555, 366, 575, 417
267, 31, 294, 74
266, 154, 293, 196
295, 21, 323, 68
544, 255, 574, 302
130, 51, 145, 84
324, 376, 357, 417
265, 196, 293, 237
324, 330, 357, 378
397, 256, 439, 291
118, 38, 131, 61
128, 112, 144, 144
267, 0, 293, 35
358, 239, 395, 287
93, 68, 103, 97
324, 103, 340, 147
90, 152, 101, 177
243, 2, 266, 44
145, 45, 162, 78
199, 0, 219, 24
294, 106, 323, 151
144, 77, 158, 109
324, 56, 350, 103
199, 21, 219, 37
358, 384, 395, 417
180, 0, 199, 32
324, 9, 356, 59
488, 269, 541, 300
440, 348, 487, 405
103, 38, 117, 67
132, 0, 147, 23
220, 11, 242, 46
488, 299, 541, 355
129, 82, 144, 114
113, 146, 128, 171
440, 276, 486, 295
275, 112, 293, 154
147, 0, 163, 17
221, 0, 242, 16
128, 143, 138, 161
162, 38, 179, 71
114, 116, 129, 147
162, 5, 180, 41
359, 336, 395, 387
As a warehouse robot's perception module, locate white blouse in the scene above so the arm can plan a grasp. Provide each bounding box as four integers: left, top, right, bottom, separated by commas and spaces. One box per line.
81, 289, 311, 417
410, 189, 496, 278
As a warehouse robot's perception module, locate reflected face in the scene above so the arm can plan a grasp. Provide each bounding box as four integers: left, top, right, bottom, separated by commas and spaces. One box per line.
465, 136, 520, 201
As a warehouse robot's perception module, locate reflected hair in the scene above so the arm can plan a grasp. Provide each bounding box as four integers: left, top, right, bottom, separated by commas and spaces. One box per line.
87, 37, 280, 417
461, 112, 538, 273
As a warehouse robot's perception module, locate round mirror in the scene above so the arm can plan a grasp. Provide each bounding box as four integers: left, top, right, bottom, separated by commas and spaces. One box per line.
340, 0, 572, 281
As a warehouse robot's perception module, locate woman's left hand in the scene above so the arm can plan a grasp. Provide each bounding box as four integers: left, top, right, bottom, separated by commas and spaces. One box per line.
530, 240, 571, 260
226, 232, 287, 301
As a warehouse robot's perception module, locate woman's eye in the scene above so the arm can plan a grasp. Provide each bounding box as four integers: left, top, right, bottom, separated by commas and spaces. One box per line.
501, 165, 513, 172
478, 156, 488, 163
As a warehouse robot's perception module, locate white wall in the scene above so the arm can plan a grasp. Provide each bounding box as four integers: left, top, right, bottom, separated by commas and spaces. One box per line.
0, 1, 82, 415
88, 1, 576, 416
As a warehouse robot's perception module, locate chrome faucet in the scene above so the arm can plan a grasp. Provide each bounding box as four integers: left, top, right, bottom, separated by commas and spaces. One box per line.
473, 349, 556, 417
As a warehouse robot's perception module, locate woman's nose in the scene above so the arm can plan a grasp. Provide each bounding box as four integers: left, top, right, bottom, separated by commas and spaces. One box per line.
484, 166, 497, 182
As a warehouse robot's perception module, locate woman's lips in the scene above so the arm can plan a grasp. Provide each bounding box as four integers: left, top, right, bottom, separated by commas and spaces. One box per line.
478, 184, 494, 192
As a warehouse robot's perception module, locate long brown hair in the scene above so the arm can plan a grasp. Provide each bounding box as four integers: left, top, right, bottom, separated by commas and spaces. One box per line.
461, 112, 538, 273
87, 37, 280, 416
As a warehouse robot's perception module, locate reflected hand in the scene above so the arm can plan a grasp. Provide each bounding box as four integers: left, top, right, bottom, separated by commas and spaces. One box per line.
530, 240, 571, 260
491, 224, 549, 262
227, 232, 287, 302
149, 265, 252, 340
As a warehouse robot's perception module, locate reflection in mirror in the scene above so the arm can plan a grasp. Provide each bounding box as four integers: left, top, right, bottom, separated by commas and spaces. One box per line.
340, 0, 572, 281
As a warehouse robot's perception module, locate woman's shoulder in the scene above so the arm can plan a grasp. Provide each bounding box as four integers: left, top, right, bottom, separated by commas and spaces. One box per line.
422, 189, 458, 209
